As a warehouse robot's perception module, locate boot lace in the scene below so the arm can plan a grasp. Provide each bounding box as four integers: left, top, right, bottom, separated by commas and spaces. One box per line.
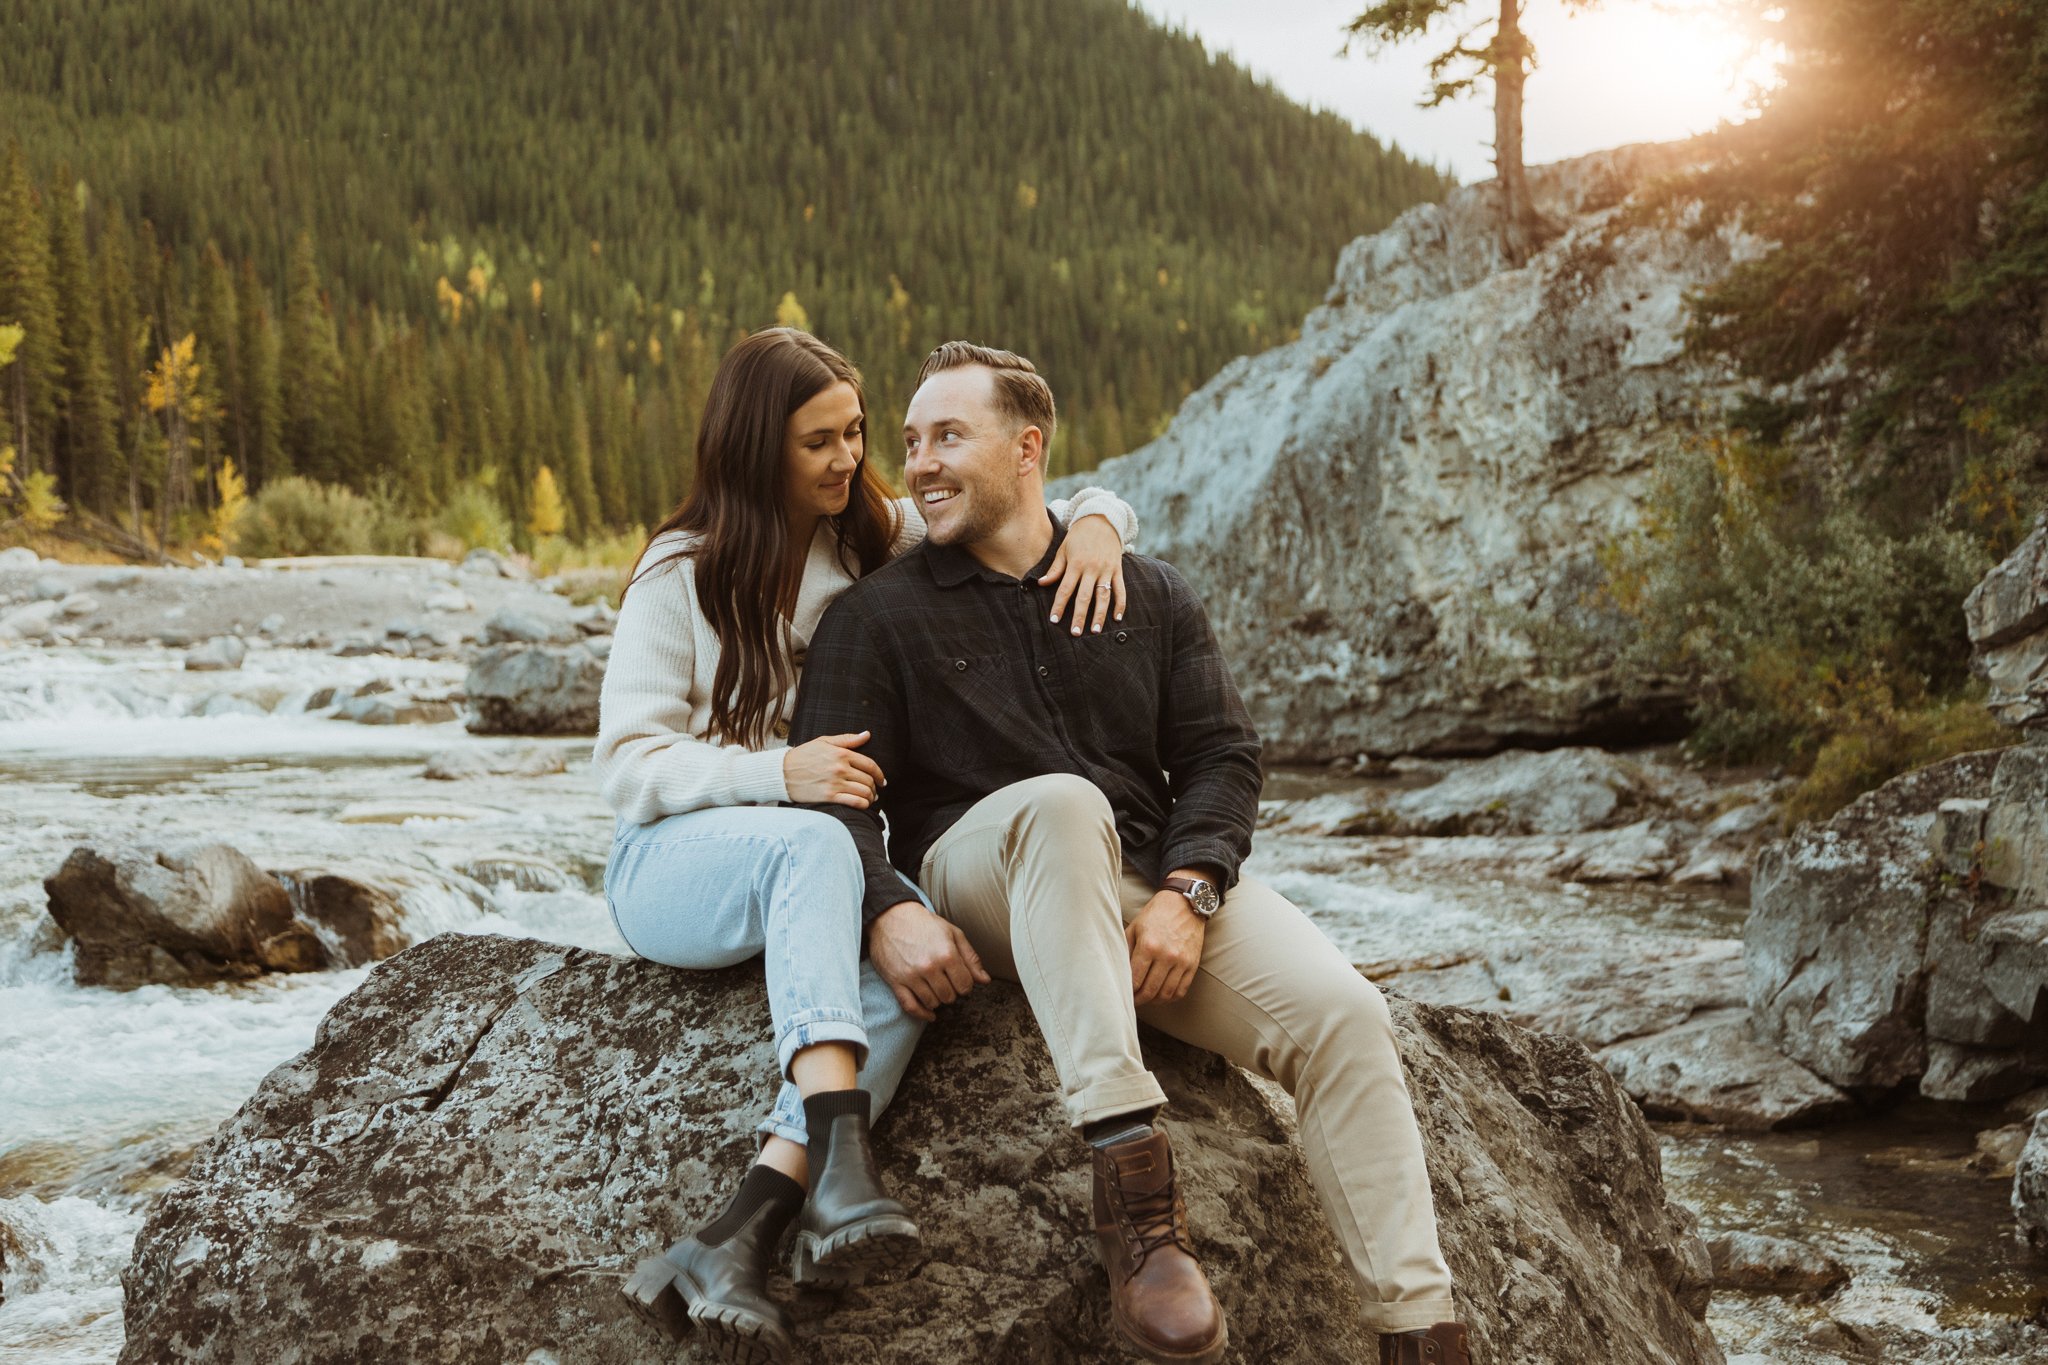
1109, 1164, 1194, 1275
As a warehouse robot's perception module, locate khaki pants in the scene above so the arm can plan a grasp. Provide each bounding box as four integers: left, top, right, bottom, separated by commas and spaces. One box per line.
920, 773, 1458, 1333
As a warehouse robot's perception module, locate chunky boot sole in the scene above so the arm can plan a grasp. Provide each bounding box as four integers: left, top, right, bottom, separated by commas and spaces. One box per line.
621, 1256, 693, 1342
789, 1213, 924, 1287
1110, 1303, 1229, 1365
620, 1256, 793, 1363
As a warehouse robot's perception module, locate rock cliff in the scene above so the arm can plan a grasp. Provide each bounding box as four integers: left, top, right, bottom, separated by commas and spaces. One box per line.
1051, 140, 1760, 759
120, 934, 1721, 1364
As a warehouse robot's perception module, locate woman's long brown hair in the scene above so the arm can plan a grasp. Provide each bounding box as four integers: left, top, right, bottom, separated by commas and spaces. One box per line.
628, 327, 901, 749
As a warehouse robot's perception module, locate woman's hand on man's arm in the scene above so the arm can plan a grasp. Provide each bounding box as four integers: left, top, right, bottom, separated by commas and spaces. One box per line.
1039, 512, 1128, 636
782, 730, 885, 808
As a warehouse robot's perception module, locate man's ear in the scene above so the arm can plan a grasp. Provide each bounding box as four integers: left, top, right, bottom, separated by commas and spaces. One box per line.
1014, 423, 1045, 477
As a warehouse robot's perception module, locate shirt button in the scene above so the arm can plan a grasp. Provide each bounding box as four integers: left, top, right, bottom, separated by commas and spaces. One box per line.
1037, 664, 1050, 678
1115, 630, 1130, 644
953, 659, 968, 672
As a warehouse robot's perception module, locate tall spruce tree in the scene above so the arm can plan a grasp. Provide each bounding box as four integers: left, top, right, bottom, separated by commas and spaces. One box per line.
0, 143, 63, 481
280, 231, 346, 483
46, 171, 119, 514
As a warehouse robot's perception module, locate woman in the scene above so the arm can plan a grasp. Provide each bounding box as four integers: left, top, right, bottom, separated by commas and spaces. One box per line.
596, 327, 1137, 1361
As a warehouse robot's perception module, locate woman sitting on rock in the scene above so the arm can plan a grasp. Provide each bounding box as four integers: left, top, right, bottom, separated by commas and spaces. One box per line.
593, 325, 1137, 1360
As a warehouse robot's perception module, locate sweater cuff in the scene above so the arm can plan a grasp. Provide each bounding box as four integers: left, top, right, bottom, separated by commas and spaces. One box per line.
1064, 486, 1139, 553
731, 745, 792, 806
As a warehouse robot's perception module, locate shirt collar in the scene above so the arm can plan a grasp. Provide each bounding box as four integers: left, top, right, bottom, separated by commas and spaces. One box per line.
925, 510, 1066, 588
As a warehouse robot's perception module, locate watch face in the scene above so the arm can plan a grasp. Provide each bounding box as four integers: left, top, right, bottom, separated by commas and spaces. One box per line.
1191, 881, 1220, 917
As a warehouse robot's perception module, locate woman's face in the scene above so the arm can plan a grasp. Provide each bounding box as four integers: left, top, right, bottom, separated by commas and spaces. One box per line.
782, 380, 865, 526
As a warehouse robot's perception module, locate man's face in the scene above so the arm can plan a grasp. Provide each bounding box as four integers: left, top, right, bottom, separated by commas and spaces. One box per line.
903, 367, 1032, 546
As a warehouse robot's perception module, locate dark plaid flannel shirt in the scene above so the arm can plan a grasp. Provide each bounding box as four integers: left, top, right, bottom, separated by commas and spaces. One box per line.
788, 513, 1264, 923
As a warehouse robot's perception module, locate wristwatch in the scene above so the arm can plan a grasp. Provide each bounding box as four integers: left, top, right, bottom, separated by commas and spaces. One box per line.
1161, 874, 1221, 919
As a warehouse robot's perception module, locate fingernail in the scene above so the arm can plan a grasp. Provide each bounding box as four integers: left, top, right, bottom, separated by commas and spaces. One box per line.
1092, 624, 1101, 633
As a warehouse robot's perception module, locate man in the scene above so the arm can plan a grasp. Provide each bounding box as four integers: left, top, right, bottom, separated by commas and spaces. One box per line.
788, 342, 1468, 1365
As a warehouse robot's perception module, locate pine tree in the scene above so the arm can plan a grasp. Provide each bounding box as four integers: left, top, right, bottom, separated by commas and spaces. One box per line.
280, 231, 346, 483
0, 144, 63, 482
235, 257, 284, 487
46, 170, 119, 515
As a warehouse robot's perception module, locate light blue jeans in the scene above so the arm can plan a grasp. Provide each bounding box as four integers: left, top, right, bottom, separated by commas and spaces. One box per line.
604, 805, 926, 1146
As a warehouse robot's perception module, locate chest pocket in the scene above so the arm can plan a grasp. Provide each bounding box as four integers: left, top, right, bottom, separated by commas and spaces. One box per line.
914, 652, 1015, 728
1071, 625, 1161, 730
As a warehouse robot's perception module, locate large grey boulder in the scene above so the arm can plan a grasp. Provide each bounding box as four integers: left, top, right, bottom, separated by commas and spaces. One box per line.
1050, 141, 1755, 760
120, 934, 1720, 1365
41, 843, 457, 988
1968, 514, 2048, 733
465, 643, 605, 735
1386, 937, 1848, 1129
43, 843, 325, 987
1746, 750, 2048, 1099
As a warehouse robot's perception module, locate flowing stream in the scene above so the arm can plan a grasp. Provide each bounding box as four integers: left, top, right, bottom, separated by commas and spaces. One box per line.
1, 645, 2042, 1363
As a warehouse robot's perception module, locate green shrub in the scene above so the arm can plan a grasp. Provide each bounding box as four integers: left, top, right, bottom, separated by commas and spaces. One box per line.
1606, 429, 2008, 766
434, 478, 514, 553
1780, 696, 2011, 828
230, 477, 373, 558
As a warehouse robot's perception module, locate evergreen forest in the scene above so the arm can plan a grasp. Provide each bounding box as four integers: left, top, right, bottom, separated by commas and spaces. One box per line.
0, 0, 1450, 554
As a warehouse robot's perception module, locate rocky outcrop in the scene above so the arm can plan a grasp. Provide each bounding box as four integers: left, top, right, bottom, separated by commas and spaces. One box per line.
2017, 1111, 2048, 1251
1704, 1231, 1849, 1296
465, 642, 605, 735
40, 843, 472, 988
1051, 141, 1758, 760
1382, 937, 1847, 1129
121, 933, 1721, 1364
1967, 514, 2048, 733
1746, 749, 2048, 1101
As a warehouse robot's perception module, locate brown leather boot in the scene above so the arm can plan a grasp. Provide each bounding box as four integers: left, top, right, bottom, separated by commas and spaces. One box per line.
1092, 1126, 1227, 1365
1380, 1321, 1471, 1364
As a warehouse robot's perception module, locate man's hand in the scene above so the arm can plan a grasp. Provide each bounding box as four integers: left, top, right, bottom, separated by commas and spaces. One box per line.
868, 900, 992, 1023
1127, 888, 1206, 1006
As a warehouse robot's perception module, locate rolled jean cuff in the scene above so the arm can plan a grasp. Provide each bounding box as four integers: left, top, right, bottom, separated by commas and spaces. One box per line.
1362, 1300, 1460, 1335
776, 1010, 869, 1080
758, 1114, 809, 1147
1064, 1072, 1169, 1129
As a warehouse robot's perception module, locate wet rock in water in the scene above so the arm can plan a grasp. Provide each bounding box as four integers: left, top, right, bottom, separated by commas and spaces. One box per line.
0, 544, 40, 568
269, 861, 480, 966
332, 635, 382, 657
0, 599, 61, 641
120, 934, 1722, 1365
183, 636, 247, 671
479, 607, 563, 645
1971, 1122, 2032, 1178
2017, 1112, 2048, 1250
452, 852, 576, 893
461, 546, 525, 579
42, 843, 326, 987
422, 745, 569, 781
465, 643, 604, 735
334, 692, 460, 725
58, 591, 99, 618
1386, 937, 1848, 1130
1559, 818, 1688, 882
30, 573, 68, 600
571, 599, 617, 635
1382, 747, 1662, 836
1704, 1230, 1849, 1296
423, 586, 471, 613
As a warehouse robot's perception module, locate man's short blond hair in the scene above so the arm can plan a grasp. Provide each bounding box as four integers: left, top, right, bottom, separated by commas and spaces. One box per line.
916, 341, 1057, 448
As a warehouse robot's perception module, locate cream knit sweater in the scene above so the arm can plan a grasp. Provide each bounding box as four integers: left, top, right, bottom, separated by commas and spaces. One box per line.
592, 490, 1137, 825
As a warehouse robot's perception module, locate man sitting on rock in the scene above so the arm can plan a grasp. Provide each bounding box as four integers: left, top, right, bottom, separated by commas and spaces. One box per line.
788, 341, 1469, 1365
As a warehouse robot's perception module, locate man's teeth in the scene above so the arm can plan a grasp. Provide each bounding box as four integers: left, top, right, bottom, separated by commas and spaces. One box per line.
922, 490, 956, 504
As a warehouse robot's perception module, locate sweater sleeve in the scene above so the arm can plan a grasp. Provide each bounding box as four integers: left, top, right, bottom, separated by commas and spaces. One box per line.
591, 546, 791, 824
1050, 485, 1139, 552
891, 488, 1140, 559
